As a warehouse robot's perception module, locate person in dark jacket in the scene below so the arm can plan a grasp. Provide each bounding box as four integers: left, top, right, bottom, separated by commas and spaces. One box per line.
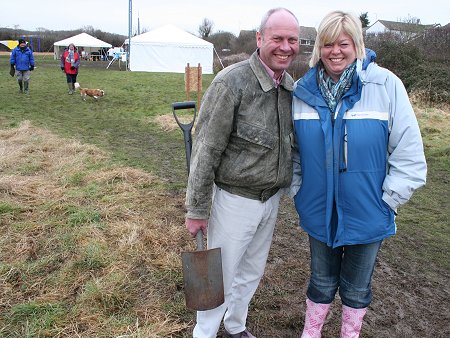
60, 43, 80, 94
185, 7, 300, 338
10, 38, 35, 94
291, 11, 427, 338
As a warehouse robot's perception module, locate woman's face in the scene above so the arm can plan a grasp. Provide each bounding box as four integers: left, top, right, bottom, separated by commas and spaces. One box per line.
320, 31, 356, 81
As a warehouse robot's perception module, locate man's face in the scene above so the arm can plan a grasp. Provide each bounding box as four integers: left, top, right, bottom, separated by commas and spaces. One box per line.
256, 10, 300, 77
19, 42, 26, 49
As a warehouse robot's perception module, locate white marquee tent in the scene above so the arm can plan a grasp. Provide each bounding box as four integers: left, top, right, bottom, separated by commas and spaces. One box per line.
53, 33, 112, 60
126, 25, 214, 74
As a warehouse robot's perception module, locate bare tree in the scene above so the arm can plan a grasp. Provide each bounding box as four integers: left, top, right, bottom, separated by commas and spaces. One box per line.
198, 18, 214, 39
400, 14, 421, 24
82, 25, 95, 35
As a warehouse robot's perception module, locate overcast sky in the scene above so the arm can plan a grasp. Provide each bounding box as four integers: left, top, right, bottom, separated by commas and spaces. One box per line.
2, 0, 449, 36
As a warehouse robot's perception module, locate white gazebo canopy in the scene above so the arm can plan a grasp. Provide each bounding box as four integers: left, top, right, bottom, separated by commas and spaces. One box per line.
53, 32, 112, 60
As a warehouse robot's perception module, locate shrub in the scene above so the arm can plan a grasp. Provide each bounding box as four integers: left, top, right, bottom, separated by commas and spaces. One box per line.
366, 31, 450, 104
214, 53, 250, 73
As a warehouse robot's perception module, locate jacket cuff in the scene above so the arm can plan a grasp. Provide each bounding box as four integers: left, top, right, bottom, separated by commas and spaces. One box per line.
382, 191, 399, 214
186, 208, 209, 220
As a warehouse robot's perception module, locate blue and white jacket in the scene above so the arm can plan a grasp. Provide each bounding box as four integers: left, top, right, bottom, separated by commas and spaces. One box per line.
291, 49, 427, 248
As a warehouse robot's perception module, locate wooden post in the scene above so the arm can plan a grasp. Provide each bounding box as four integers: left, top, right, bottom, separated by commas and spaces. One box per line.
185, 63, 203, 110
197, 63, 202, 110
185, 63, 191, 101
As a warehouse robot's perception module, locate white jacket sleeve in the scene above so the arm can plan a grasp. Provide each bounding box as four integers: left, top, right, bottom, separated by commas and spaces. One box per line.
287, 139, 302, 198
287, 97, 302, 198
382, 72, 427, 212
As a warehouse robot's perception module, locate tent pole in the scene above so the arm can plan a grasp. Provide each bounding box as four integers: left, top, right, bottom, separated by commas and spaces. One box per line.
127, 0, 132, 71
213, 47, 224, 69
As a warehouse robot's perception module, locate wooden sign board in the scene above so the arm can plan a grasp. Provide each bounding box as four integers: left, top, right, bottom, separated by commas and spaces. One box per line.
185, 63, 202, 109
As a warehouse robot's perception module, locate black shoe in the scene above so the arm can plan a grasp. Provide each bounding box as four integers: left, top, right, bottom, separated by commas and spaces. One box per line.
224, 329, 256, 338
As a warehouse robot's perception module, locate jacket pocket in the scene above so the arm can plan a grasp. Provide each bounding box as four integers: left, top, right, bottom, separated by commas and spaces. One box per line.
237, 122, 275, 149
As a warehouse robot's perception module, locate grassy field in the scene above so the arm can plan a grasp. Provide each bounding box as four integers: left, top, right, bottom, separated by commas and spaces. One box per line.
0, 54, 449, 337
0, 54, 212, 186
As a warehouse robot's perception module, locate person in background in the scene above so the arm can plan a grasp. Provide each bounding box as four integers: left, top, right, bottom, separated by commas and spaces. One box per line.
184, 7, 300, 338
60, 43, 80, 94
10, 38, 35, 94
80, 47, 88, 61
290, 10, 427, 337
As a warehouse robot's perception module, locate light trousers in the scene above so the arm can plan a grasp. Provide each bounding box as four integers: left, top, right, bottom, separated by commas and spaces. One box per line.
193, 187, 281, 338
16, 70, 31, 81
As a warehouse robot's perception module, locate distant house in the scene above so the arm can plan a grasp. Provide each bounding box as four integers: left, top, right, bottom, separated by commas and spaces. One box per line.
299, 26, 316, 46
365, 20, 439, 40
298, 26, 316, 54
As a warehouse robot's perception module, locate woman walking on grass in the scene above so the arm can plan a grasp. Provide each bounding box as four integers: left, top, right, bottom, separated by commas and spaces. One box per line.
61, 43, 80, 94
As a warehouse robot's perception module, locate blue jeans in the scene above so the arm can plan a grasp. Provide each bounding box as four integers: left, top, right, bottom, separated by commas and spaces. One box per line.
306, 235, 382, 308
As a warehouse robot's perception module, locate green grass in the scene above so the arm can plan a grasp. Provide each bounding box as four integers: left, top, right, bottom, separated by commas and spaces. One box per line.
9, 301, 66, 336
0, 54, 212, 184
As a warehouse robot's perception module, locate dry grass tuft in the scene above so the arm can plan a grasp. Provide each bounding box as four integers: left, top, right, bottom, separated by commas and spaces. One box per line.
152, 114, 180, 132
151, 113, 197, 134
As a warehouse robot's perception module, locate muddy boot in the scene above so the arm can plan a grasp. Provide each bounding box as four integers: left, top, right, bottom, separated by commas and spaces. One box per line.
68, 82, 74, 94
23, 81, 29, 95
340, 305, 367, 338
301, 298, 331, 338
18, 80, 23, 93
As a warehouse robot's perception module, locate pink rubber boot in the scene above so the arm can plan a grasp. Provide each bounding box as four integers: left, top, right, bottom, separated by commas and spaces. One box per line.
300, 298, 331, 338
340, 305, 367, 338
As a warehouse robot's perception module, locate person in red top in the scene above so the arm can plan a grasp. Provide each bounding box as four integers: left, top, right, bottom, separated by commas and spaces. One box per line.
60, 43, 80, 94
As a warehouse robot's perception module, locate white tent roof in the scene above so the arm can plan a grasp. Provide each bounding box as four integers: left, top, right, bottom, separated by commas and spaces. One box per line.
130, 25, 212, 46
54, 32, 111, 48
127, 25, 214, 74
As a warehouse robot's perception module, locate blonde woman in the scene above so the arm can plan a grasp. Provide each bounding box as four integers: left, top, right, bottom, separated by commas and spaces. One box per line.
291, 10, 427, 337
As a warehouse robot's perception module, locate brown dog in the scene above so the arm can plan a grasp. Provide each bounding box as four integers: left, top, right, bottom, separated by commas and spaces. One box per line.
74, 83, 105, 101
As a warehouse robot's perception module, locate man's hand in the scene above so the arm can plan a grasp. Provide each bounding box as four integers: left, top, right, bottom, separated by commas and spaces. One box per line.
185, 218, 208, 237
29, 65, 34, 71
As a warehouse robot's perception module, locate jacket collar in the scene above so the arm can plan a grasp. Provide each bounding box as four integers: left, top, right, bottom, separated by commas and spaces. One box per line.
294, 67, 327, 108
249, 50, 294, 92
294, 49, 378, 108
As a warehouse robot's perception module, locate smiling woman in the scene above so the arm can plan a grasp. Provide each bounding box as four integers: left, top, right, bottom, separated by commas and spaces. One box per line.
291, 10, 427, 338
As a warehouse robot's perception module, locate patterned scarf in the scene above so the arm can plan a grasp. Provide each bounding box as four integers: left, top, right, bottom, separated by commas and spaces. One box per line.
318, 61, 356, 115
66, 49, 75, 66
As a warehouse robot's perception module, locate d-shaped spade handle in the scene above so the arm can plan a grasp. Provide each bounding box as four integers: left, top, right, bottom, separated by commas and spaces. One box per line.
172, 101, 196, 174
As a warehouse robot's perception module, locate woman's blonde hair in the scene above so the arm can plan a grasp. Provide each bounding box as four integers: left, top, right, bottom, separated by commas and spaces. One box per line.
309, 10, 365, 67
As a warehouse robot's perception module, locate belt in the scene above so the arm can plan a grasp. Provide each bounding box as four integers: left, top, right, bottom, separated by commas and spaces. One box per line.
215, 183, 280, 203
